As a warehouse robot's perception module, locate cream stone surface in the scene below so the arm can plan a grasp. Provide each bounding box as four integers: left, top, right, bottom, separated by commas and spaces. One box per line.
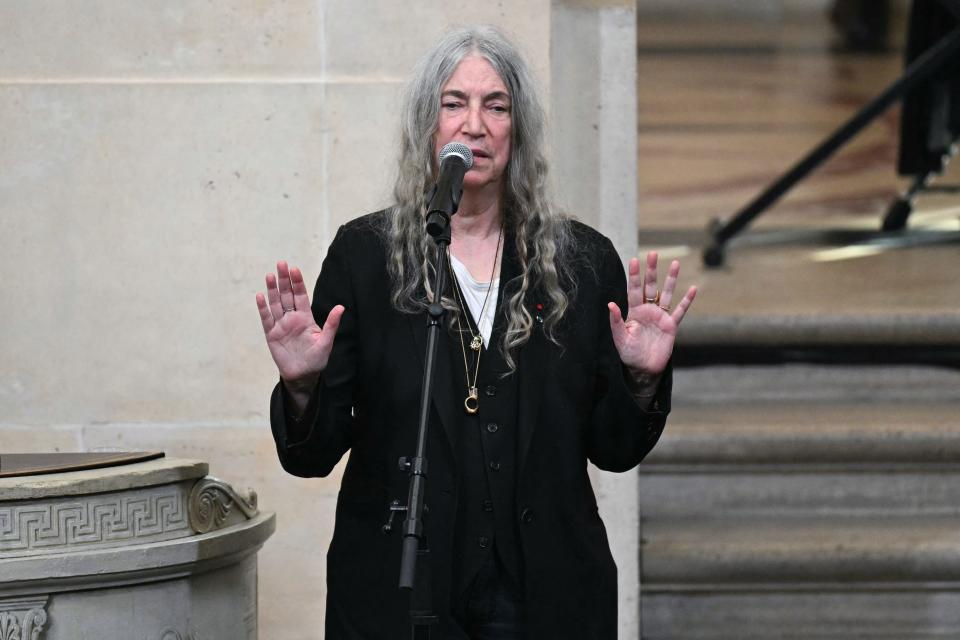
1, 2, 639, 636
550, 5, 638, 257
0, 83, 327, 425
0, 1, 325, 78
321, 81, 403, 230
0, 456, 205, 500
0, 425, 82, 453
321, 1, 552, 83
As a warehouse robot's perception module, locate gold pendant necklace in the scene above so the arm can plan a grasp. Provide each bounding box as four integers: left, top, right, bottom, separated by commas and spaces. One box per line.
453, 300, 484, 414
449, 227, 502, 415
464, 385, 479, 414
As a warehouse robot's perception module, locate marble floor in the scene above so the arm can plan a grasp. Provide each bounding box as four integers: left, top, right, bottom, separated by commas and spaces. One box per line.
636, 10, 960, 328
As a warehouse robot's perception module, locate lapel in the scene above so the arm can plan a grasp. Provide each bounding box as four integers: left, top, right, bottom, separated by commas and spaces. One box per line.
516, 300, 556, 480
495, 231, 557, 479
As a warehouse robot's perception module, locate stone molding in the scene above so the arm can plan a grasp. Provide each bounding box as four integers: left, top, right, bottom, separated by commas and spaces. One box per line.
188, 477, 258, 535
0, 460, 207, 502
0, 484, 191, 555
0, 597, 48, 640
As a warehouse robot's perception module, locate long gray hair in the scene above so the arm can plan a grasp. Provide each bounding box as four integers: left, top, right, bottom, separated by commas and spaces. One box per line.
386, 25, 573, 371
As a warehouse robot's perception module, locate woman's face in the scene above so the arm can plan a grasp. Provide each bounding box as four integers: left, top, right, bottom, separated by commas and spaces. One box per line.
433, 54, 513, 194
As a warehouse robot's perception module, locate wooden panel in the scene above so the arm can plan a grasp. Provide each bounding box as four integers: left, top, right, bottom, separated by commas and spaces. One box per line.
0, 452, 164, 478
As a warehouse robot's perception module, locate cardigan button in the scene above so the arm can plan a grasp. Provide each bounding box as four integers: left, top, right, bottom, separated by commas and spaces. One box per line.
520, 507, 534, 524
478, 535, 490, 549
486, 422, 499, 434
489, 461, 501, 471
482, 500, 494, 512
485, 385, 497, 397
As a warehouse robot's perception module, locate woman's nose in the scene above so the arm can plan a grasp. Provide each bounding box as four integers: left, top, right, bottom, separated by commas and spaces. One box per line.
461, 105, 484, 136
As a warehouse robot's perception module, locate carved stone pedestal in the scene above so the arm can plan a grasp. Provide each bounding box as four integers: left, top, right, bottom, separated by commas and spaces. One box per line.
0, 456, 275, 640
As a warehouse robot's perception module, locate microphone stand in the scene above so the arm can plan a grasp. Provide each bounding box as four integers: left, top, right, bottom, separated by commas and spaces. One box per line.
391, 184, 460, 639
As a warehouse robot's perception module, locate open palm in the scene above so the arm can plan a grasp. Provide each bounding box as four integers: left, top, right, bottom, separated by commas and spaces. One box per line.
608, 253, 696, 377
256, 260, 344, 385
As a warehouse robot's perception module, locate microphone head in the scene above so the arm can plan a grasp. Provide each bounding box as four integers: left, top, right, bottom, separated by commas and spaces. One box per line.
438, 142, 474, 170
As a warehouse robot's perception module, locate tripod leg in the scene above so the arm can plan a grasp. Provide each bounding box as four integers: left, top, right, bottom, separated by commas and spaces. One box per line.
702, 242, 726, 268
882, 197, 913, 231
702, 26, 960, 268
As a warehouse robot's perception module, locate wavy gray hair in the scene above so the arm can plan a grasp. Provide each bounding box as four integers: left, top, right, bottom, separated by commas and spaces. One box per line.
386, 25, 574, 371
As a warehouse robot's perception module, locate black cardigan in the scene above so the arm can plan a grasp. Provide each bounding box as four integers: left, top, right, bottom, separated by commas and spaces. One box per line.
271, 211, 671, 639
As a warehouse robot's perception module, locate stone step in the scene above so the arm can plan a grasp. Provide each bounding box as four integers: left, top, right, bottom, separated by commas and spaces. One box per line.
672, 364, 960, 405
640, 467, 960, 517
641, 588, 960, 640
640, 402, 960, 515
647, 402, 960, 466
640, 515, 960, 639
679, 313, 960, 348
638, 400, 960, 638
642, 515, 960, 586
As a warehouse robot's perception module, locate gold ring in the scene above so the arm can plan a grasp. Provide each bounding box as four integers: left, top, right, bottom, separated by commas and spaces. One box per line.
643, 290, 661, 305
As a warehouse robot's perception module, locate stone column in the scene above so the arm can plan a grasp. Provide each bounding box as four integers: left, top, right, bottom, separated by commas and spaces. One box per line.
551, 1, 641, 636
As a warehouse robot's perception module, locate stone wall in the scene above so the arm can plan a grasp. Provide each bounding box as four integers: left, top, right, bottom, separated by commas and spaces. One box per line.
0, 2, 638, 636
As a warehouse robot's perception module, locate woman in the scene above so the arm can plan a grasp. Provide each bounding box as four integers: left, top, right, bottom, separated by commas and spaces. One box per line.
256, 26, 695, 640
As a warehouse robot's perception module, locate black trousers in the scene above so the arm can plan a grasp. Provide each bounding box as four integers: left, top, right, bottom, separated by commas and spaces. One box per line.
453, 552, 526, 640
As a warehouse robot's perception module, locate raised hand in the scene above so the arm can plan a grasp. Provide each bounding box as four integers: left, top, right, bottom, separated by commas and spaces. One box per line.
256, 260, 345, 390
607, 252, 697, 377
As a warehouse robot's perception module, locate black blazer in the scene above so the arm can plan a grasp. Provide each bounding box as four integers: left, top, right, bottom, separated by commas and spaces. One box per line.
271, 211, 671, 639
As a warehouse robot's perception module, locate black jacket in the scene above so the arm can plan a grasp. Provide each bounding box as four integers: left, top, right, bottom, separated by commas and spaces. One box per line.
270, 211, 671, 639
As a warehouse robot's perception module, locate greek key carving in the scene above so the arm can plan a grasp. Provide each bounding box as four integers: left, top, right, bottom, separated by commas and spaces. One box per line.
188, 477, 258, 534
0, 484, 189, 554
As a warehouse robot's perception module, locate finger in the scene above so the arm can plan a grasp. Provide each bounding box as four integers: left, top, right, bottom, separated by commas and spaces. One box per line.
659, 260, 681, 309
319, 305, 346, 348
643, 252, 659, 302
276, 260, 296, 312
256, 292, 275, 333
324, 305, 345, 332
607, 302, 627, 343
265, 272, 285, 320
671, 286, 698, 324
626, 258, 644, 309
290, 266, 312, 312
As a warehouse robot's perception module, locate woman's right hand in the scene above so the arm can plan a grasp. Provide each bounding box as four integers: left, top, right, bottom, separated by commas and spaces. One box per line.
256, 260, 345, 392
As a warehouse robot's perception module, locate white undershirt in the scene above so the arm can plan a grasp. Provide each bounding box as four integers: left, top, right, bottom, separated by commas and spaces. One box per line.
449, 253, 500, 347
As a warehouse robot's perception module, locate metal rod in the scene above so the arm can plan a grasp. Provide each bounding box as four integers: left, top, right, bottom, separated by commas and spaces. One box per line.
704, 24, 960, 265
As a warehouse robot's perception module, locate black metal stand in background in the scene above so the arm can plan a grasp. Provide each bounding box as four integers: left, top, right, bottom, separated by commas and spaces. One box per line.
703, 0, 960, 268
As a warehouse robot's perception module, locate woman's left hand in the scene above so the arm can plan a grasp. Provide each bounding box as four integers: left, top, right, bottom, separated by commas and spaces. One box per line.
608, 252, 697, 377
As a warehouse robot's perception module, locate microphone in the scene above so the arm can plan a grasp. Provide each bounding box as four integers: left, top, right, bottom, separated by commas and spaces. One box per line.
425, 142, 474, 239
